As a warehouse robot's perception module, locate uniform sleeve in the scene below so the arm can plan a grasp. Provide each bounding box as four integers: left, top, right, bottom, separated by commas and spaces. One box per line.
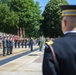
42, 45, 57, 75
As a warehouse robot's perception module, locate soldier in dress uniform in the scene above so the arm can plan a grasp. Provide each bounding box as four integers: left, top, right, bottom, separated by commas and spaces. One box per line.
24, 39, 27, 48
2, 37, 7, 56
6, 36, 10, 55
9, 37, 13, 54
42, 5, 76, 75
21, 40, 24, 48
14, 40, 17, 48
18, 40, 20, 48
29, 37, 34, 51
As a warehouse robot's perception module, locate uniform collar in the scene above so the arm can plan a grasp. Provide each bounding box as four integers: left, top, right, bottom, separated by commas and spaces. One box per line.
64, 31, 76, 35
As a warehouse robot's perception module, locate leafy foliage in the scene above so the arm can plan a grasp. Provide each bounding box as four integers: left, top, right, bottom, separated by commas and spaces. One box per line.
0, 2, 19, 34
41, 0, 68, 37
0, 0, 43, 37
11, 0, 43, 37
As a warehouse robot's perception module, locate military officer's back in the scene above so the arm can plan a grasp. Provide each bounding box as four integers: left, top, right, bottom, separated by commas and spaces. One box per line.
42, 5, 76, 75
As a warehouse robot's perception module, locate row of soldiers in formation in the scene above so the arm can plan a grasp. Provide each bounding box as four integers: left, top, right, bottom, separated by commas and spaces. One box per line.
2, 35, 52, 56
2, 36, 34, 56
14, 39, 27, 48
2, 36, 13, 56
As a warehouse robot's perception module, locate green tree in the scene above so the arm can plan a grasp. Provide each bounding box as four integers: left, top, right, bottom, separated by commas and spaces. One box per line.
11, 0, 43, 37
41, 0, 68, 37
0, 0, 43, 37
3, 11, 19, 34
0, 3, 10, 32
0, 3, 19, 34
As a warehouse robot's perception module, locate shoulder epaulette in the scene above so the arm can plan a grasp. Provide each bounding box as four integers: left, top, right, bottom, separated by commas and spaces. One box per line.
46, 40, 54, 46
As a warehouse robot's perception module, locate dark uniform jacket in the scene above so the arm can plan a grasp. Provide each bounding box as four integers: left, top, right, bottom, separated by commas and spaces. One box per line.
43, 33, 76, 75
2, 39, 7, 48
6, 39, 10, 48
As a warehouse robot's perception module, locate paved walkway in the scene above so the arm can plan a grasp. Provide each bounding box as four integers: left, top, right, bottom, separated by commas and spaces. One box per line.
0, 46, 43, 75
0, 47, 29, 61
0, 46, 38, 60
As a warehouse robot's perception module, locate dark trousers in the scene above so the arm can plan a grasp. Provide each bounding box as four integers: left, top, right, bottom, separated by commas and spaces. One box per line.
15, 44, 17, 48
22, 44, 23, 48
18, 44, 20, 48
10, 46, 13, 54
25, 43, 27, 48
3, 47, 6, 56
7, 47, 10, 55
30, 44, 33, 51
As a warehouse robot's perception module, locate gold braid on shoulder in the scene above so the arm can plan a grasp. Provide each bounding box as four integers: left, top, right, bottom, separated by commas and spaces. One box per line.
46, 40, 54, 46
46, 40, 56, 63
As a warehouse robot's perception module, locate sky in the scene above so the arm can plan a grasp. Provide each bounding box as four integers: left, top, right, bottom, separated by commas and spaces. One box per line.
34, 0, 76, 12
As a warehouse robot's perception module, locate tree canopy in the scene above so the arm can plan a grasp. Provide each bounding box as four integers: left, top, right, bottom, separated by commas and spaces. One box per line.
0, 0, 43, 37
41, 0, 68, 37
